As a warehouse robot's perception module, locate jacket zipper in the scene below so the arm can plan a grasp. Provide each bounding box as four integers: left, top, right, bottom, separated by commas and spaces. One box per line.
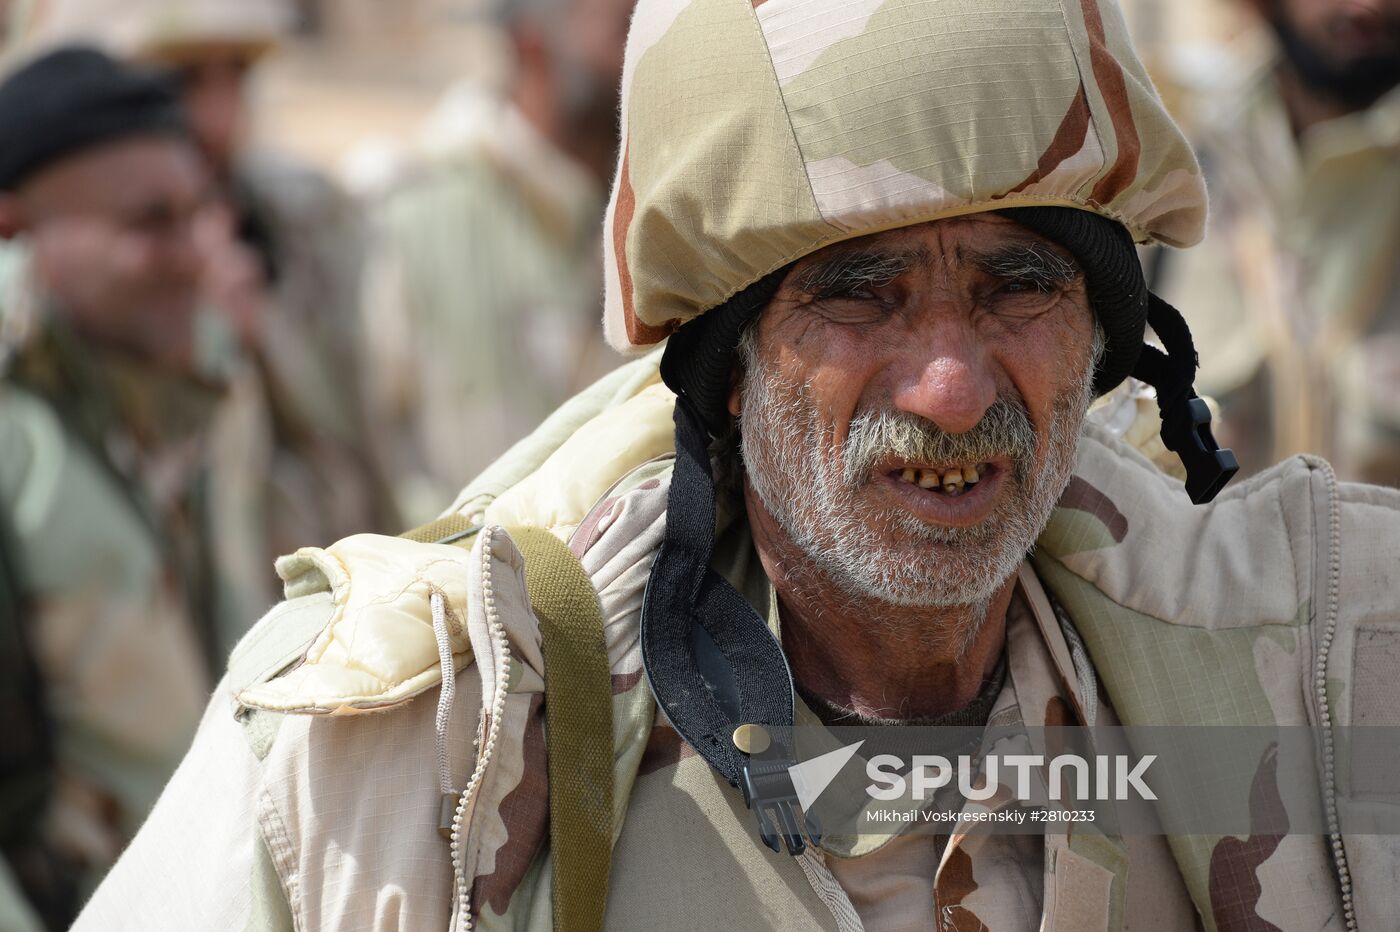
1310, 459, 1356, 931
449, 528, 514, 932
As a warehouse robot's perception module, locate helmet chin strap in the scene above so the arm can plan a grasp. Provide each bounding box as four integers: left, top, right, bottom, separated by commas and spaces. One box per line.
1131, 294, 1239, 504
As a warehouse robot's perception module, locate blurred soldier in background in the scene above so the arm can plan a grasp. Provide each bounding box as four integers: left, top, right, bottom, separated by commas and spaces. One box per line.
15, 0, 399, 547
1156, 0, 1400, 484
360, 0, 633, 523
0, 48, 271, 927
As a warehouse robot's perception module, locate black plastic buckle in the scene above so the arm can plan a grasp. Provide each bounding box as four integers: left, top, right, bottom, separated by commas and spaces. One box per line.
1160, 395, 1239, 504
741, 759, 815, 855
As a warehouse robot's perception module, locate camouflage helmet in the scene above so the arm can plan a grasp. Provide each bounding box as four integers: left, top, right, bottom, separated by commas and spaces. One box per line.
602, 0, 1207, 356
604, 0, 1237, 504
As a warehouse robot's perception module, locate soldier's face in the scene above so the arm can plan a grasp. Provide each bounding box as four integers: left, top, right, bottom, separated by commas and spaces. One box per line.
20, 136, 212, 367
172, 51, 254, 179
536, 0, 633, 178
731, 214, 1098, 608
1273, 0, 1400, 103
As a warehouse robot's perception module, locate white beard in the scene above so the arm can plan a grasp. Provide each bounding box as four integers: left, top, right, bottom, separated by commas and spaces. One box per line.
737, 350, 1092, 613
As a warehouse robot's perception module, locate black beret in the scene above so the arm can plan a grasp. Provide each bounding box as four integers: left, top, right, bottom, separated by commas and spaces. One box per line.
0, 46, 189, 192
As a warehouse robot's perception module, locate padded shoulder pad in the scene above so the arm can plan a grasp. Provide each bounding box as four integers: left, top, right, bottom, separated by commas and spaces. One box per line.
226, 592, 336, 709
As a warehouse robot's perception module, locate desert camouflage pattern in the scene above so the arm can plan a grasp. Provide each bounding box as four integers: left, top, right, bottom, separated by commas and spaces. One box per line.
76, 349, 1397, 931
1157, 51, 1400, 487
614, 555, 1202, 932
69, 0, 1392, 924
602, 0, 1207, 353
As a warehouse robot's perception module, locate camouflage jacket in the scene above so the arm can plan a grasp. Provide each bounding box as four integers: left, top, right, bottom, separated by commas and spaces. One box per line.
76, 355, 1397, 931
0, 324, 268, 915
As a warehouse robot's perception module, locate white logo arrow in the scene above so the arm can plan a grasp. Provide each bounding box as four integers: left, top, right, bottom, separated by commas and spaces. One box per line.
788, 740, 865, 811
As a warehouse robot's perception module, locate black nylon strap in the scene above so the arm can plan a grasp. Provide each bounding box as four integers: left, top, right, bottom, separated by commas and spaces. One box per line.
1133, 294, 1238, 503
659, 268, 788, 435
1137, 293, 1197, 410
640, 398, 795, 787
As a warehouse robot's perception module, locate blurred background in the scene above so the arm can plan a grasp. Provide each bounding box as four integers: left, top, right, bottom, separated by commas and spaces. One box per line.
0, 0, 1394, 927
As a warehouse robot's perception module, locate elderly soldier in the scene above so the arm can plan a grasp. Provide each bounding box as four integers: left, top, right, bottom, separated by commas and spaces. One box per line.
81, 1, 1396, 930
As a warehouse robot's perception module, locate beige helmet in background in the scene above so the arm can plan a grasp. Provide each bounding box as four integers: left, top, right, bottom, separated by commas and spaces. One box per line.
12, 0, 291, 64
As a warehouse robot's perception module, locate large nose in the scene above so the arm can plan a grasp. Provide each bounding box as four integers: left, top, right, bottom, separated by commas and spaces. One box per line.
889, 316, 997, 434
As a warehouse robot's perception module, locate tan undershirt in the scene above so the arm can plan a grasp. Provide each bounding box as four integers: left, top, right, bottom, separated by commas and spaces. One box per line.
820, 577, 1043, 931
818, 567, 1202, 931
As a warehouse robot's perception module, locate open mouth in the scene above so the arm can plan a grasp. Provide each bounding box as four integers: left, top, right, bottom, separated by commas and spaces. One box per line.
888, 463, 992, 498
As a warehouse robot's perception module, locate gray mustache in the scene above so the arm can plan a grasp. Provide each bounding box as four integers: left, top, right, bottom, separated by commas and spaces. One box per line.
842, 400, 1037, 487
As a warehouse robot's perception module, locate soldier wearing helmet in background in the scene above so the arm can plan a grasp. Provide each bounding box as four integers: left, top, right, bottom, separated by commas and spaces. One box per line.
12, 0, 399, 552
359, 0, 634, 524
1155, 0, 1400, 486
78, 0, 1398, 929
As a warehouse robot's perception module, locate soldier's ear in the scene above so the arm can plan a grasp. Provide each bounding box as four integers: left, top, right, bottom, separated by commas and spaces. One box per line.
0, 195, 24, 240
727, 362, 744, 418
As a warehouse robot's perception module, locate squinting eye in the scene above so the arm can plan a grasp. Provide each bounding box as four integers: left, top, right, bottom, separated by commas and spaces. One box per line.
803, 287, 893, 326
803, 276, 892, 303
817, 284, 878, 301
997, 278, 1054, 296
